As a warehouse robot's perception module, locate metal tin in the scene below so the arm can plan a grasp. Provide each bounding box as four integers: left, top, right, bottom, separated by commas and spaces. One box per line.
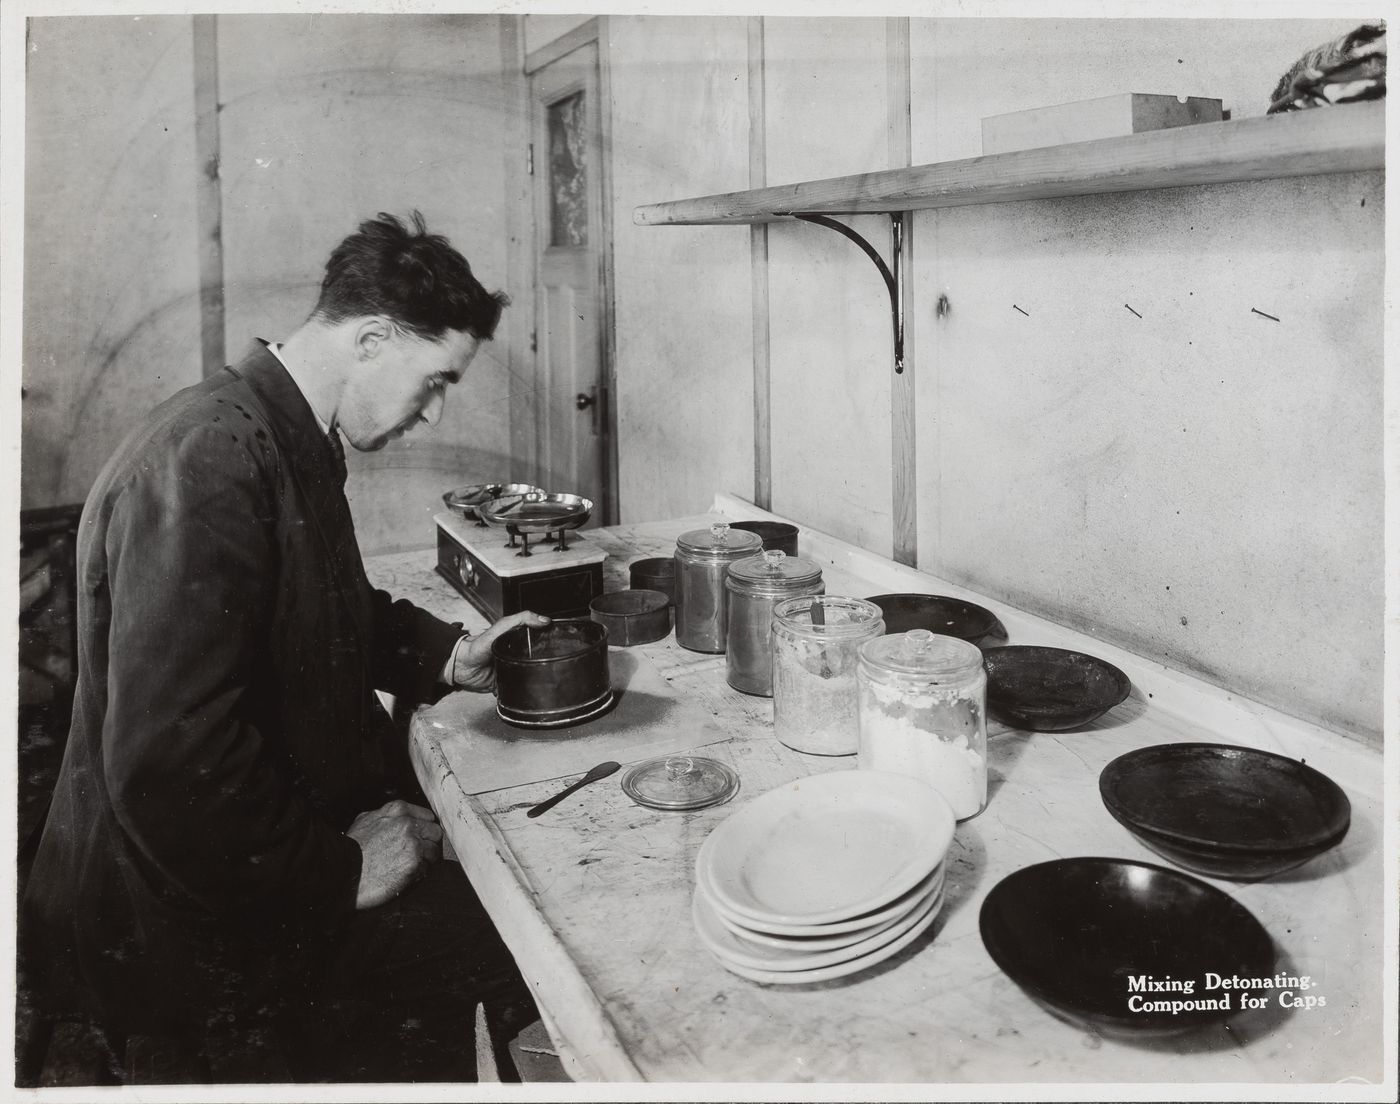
724, 550, 824, 697
589, 589, 672, 646
673, 523, 763, 654
491, 620, 613, 729
772, 595, 885, 755
729, 520, 799, 557
621, 755, 740, 811
628, 557, 676, 605
857, 629, 988, 819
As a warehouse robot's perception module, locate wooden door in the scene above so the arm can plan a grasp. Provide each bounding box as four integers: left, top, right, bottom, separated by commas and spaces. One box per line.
530, 42, 610, 523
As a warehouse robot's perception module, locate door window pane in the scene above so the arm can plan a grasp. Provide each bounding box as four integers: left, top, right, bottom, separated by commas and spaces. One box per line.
548, 91, 587, 247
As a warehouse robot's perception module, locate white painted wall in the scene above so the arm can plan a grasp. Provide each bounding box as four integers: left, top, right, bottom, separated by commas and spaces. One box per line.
607, 15, 755, 523
600, 15, 1384, 742
908, 18, 1383, 741
216, 14, 519, 555
22, 16, 204, 509
763, 17, 895, 555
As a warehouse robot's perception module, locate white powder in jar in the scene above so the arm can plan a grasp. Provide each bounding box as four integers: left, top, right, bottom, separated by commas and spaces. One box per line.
772, 635, 861, 755
858, 709, 986, 818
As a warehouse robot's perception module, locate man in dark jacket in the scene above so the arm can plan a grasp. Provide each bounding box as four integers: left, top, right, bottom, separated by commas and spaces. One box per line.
21, 211, 546, 1081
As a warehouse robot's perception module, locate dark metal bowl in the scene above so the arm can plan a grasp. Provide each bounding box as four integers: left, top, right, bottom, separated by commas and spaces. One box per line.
981, 645, 1130, 731
590, 589, 672, 646
979, 858, 1275, 1035
728, 520, 799, 557
1099, 743, 1351, 879
865, 593, 1001, 645
628, 557, 676, 605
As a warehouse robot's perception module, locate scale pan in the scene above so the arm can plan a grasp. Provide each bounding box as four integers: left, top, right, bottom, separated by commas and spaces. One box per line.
479, 492, 594, 533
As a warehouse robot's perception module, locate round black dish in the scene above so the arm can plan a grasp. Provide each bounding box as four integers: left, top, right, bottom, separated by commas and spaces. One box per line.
865, 593, 1001, 646
1098, 742, 1350, 879
979, 857, 1275, 1036
981, 645, 1131, 731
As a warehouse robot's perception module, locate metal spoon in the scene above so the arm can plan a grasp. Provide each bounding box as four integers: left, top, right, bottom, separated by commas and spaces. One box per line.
527, 761, 621, 819
809, 597, 833, 678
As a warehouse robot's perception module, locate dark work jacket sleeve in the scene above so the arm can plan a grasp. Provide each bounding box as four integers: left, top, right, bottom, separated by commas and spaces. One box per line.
368, 587, 465, 705
102, 420, 362, 926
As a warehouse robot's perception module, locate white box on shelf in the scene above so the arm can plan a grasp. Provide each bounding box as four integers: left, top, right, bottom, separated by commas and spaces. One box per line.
981, 93, 1224, 155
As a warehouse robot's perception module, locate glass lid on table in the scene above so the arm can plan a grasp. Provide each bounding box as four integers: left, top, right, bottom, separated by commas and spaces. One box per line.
622, 755, 739, 811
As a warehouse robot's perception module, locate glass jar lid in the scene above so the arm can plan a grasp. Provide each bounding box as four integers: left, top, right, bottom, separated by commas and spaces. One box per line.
621, 755, 740, 811
859, 628, 984, 682
676, 522, 763, 561
725, 549, 823, 594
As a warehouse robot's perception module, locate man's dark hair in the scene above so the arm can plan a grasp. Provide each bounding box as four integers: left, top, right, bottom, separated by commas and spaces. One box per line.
312, 210, 510, 341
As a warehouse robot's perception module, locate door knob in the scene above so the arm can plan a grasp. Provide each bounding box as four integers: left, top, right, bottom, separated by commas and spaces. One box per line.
575, 392, 595, 410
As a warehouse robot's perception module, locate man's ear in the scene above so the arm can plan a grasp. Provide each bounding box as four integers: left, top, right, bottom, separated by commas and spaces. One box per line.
353, 317, 393, 361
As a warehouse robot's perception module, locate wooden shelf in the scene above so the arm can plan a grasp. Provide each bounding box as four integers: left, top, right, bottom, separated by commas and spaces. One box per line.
634, 101, 1385, 226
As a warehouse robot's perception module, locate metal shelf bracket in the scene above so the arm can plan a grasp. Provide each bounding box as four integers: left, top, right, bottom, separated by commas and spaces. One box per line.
790, 212, 906, 374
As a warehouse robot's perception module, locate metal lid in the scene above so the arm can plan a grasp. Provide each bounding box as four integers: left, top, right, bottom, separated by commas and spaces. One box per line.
621, 755, 740, 811
859, 628, 984, 681
676, 522, 763, 561
725, 549, 823, 596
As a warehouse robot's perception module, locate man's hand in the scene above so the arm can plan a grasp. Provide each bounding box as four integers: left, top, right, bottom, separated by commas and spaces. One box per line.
451, 610, 551, 691
347, 800, 443, 910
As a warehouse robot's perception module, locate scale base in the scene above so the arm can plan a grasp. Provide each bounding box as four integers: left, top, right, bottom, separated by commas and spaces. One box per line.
435, 512, 605, 623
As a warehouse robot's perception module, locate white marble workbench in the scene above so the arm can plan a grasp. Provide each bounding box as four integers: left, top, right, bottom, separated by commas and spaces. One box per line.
366, 494, 1390, 1091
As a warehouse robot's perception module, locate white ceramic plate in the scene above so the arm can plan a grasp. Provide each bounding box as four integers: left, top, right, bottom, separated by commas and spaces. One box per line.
693, 879, 945, 973
697, 769, 955, 926
700, 861, 944, 942
700, 886, 944, 985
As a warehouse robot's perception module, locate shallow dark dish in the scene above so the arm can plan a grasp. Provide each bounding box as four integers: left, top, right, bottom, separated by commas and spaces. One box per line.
979, 857, 1275, 1036
981, 645, 1130, 731
491, 620, 613, 729
865, 593, 1001, 645
629, 557, 676, 604
728, 520, 799, 557
1098, 743, 1350, 879
590, 589, 672, 646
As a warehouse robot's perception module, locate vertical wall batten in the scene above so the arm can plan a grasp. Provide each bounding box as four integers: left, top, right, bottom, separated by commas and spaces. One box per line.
192, 14, 225, 377
502, 17, 537, 489
748, 17, 772, 511
597, 17, 621, 526
887, 18, 917, 565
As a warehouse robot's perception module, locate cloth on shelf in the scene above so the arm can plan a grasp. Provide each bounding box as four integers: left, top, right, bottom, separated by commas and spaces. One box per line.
1267, 21, 1386, 114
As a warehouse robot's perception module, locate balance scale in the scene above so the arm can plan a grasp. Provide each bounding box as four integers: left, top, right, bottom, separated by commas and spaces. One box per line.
434, 510, 606, 623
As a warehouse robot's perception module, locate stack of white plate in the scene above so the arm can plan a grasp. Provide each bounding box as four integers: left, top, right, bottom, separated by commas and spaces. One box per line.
693, 769, 956, 984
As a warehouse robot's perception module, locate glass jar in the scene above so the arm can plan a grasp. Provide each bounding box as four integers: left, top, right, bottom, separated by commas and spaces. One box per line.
772, 595, 884, 755
673, 523, 763, 653
856, 629, 987, 819
724, 550, 824, 696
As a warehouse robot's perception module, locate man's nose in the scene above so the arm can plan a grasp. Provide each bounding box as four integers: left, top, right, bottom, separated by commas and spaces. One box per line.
420, 390, 445, 427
